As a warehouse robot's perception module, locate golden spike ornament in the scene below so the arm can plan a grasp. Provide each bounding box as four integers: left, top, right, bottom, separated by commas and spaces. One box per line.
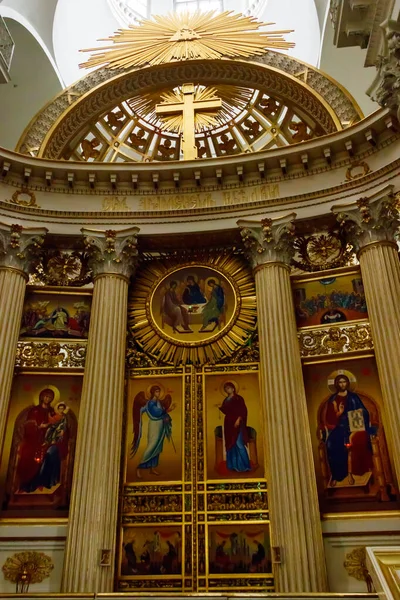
80, 10, 295, 71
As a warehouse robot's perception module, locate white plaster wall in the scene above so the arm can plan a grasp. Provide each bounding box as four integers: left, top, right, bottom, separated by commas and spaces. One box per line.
0, 19, 62, 150
0, 524, 67, 593
52, 0, 120, 87
319, 19, 379, 117
260, 0, 321, 66
322, 516, 400, 593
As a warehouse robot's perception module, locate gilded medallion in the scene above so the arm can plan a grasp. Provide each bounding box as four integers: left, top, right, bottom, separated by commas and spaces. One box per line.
129, 254, 257, 364
151, 266, 236, 345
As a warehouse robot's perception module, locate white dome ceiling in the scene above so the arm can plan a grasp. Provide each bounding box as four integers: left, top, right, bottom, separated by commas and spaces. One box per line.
52, 0, 322, 87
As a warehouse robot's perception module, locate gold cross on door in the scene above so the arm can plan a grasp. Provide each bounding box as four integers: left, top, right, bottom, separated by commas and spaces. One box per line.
156, 83, 222, 160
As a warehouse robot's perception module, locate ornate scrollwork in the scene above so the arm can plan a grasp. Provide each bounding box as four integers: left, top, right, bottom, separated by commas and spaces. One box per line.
8, 189, 40, 208
207, 491, 268, 512
2, 551, 54, 592
126, 334, 159, 368
207, 481, 267, 491
122, 514, 183, 524
220, 334, 259, 363
292, 230, 354, 272
123, 494, 182, 513
298, 323, 373, 357
344, 547, 375, 592
124, 483, 183, 494
208, 576, 273, 588
16, 341, 87, 369
119, 578, 183, 590
208, 512, 269, 522
33, 249, 92, 286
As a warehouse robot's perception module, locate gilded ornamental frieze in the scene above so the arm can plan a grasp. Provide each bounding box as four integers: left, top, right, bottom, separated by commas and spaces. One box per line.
15, 340, 87, 369
298, 322, 373, 359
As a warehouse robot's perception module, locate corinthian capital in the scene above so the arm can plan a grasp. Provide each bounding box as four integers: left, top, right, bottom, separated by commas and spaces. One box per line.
332, 186, 400, 252
370, 21, 400, 121
82, 226, 139, 280
0, 222, 47, 275
237, 213, 296, 268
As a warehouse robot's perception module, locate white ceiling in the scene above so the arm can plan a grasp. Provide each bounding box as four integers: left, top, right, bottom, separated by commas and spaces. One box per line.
0, 18, 61, 149
0, 0, 381, 150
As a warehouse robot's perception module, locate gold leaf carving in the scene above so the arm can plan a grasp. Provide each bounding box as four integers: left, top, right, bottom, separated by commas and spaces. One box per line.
16, 341, 87, 369
2, 551, 53, 586
344, 547, 375, 592
80, 11, 294, 71
298, 323, 373, 357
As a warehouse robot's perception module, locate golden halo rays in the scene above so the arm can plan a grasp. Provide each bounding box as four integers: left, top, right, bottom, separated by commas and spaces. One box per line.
80, 11, 295, 72
128, 254, 257, 365
128, 84, 253, 133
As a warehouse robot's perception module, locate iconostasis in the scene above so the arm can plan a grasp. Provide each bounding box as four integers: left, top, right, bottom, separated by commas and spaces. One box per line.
120, 255, 270, 593
0, 255, 399, 594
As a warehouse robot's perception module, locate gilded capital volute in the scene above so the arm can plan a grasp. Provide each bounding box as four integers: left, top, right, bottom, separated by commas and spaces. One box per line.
81, 226, 140, 280
237, 213, 296, 269
0, 222, 48, 275
332, 186, 400, 252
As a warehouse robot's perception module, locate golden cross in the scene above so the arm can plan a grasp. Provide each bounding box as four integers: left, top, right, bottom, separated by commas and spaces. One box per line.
156, 83, 222, 160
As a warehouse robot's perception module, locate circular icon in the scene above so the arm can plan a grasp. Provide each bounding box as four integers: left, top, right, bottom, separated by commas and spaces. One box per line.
150, 265, 238, 346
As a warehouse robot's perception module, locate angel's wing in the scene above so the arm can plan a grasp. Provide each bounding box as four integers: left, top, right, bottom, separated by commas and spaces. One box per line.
161, 393, 172, 412
130, 391, 147, 458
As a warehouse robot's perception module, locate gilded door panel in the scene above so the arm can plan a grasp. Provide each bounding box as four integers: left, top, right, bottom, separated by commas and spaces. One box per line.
118, 363, 273, 592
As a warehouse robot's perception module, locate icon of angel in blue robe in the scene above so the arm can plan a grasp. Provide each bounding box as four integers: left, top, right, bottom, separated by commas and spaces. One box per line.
130, 385, 176, 479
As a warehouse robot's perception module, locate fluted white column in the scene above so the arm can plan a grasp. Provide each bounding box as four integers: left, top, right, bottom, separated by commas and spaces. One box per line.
0, 223, 47, 455
238, 215, 328, 593
62, 227, 139, 593
333, 187, 400, 482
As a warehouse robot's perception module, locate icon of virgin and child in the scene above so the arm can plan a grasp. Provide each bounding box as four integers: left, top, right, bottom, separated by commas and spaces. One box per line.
6, 386, 77, 507
130, 384, 177, 479
160, 272, 226, 335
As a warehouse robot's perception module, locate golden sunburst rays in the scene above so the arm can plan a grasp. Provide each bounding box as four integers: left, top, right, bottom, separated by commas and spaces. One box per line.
128, 84, 252, 133
80, 11, 295, 71
128, 254, 257, 365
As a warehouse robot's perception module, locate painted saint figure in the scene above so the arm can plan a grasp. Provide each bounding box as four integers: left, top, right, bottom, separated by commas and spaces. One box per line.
200, 279, 225, 331
131, 385, 176, 479
217, 382, 251, 472
182, 276, 207, 305
161, 281, 192, 333
14, 390, 74, 493
322, 374, 375, 486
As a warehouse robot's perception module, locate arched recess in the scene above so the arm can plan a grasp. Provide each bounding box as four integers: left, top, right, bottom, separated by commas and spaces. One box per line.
0, 18, 62, 150
0, 4, 63, 85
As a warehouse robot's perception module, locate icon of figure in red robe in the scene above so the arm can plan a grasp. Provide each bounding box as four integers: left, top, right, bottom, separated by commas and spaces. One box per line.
13, 388, 75, 494
217, 382, 251, 472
